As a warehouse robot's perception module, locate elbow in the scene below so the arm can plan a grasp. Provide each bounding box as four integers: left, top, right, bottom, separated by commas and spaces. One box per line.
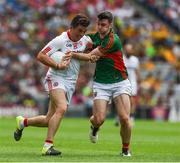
36, 52, 43, 61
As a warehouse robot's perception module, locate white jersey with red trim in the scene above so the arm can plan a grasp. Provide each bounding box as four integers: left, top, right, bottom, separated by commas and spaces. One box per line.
123, 55, 139, 95
41, 31, 90, 81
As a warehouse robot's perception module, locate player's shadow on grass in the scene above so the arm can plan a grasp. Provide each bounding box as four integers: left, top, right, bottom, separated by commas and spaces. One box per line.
0, 152, 39, 161
0, 151, 128, 162
64, 152, 122, 159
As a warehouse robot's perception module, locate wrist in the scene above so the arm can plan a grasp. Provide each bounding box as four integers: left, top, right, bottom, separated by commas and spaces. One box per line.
55, 63, 59, 69
88, 54, 91, 62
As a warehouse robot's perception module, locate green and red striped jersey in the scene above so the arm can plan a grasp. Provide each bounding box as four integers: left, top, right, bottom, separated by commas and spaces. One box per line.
87, 29, 128, 84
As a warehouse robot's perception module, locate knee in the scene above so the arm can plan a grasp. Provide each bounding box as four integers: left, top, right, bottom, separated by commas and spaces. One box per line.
120, 116, 131, 127
94, 115, 105, 126
55, 105, 67, 117
44, 117, 50, 125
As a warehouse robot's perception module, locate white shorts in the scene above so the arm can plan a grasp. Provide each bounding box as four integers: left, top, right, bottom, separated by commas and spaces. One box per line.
93, 79, 132, 101
44, 74, 76, 105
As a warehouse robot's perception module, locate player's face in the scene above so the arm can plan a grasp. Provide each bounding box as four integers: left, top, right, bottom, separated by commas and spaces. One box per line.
71, 25, 87, 42
97, 19, 111, 36
124, 44, 133, 56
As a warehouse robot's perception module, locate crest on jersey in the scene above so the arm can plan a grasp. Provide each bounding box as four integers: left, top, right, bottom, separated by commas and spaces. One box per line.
73, 43, 78, 49
53, 82, 59, 87
79, 41, 82, 46
66, 40, 72, 47
66, 43, 72, 47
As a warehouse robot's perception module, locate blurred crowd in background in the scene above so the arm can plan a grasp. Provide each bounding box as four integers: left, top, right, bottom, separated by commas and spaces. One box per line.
0, 0, 180, 121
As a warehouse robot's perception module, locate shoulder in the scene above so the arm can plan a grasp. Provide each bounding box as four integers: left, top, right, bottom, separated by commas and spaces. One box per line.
86, 32, 98, 39
99, 31, 117, 53
113, 33, 122, 44
81, 35, 92, 42
104, 31, 121, 48
51, 32, 68, 44
107, 32, 122, 50
56, 32, 67, 40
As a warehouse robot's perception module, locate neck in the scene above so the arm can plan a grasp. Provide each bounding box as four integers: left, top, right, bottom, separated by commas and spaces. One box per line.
99, 29, 111, 39
68, 29, 77, 42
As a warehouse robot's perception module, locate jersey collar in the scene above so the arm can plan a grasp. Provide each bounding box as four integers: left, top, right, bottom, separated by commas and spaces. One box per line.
67, 30, 73, 41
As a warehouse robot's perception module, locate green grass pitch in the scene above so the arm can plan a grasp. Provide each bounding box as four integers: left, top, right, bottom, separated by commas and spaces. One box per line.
0, 117, 180, 162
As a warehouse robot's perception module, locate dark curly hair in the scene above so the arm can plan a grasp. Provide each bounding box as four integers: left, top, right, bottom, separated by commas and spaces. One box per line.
97, 11, 113, 23
70, 14, 90, 28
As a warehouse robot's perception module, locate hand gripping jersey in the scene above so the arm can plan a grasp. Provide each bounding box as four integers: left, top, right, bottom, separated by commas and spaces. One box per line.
42, 31, 90, 81
87, 29, 128, 84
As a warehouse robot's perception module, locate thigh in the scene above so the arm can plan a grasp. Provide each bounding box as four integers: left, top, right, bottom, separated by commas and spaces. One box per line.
114, 94, 131, 118
49, 88, 67, 110
93, 99, 108, 118
46, 100, 55, 119
44, 74, 75, 105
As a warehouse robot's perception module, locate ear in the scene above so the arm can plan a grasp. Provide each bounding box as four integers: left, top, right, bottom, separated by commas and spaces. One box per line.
110, 22, 113, 27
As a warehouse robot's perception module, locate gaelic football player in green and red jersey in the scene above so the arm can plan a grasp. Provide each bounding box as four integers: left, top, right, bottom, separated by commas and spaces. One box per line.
72, 11, 132, 156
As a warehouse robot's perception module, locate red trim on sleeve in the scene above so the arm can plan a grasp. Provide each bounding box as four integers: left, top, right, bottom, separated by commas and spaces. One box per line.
42, 47, 51, 55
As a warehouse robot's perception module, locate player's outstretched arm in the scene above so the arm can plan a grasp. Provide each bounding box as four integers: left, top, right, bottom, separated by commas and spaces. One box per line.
72, 47, 103, 62
72, 52, 91, 61
88, 47, 104, 57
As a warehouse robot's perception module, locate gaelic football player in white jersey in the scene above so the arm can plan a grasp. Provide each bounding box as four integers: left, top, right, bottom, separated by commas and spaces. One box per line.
123, 43, 140, 122
14, 14, 93, 156
115, 43, 140, 126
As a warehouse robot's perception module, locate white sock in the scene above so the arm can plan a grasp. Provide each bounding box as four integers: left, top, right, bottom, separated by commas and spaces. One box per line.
44, 142, 53, 149
20, 120, 24, 130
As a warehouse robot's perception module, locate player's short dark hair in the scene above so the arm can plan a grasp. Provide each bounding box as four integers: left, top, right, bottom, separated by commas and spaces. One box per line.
97, 11, 113, 23
70, 14, 90, 28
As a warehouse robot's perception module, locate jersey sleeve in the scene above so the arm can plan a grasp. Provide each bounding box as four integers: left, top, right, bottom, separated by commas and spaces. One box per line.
86, 33, 97, 50
86, 33, 95, 40
83, 35, 93, 52
103, 34, 123, 55
41, 35, 64, 56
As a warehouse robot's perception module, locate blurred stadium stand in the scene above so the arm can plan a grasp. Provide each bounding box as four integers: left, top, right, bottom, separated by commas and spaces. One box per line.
0, 0, 179, 121
136, 0, 180, 33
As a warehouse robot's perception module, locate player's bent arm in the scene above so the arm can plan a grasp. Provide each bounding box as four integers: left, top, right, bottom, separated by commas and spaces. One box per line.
37, 51, 68, 70
72, 52, 91, 61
